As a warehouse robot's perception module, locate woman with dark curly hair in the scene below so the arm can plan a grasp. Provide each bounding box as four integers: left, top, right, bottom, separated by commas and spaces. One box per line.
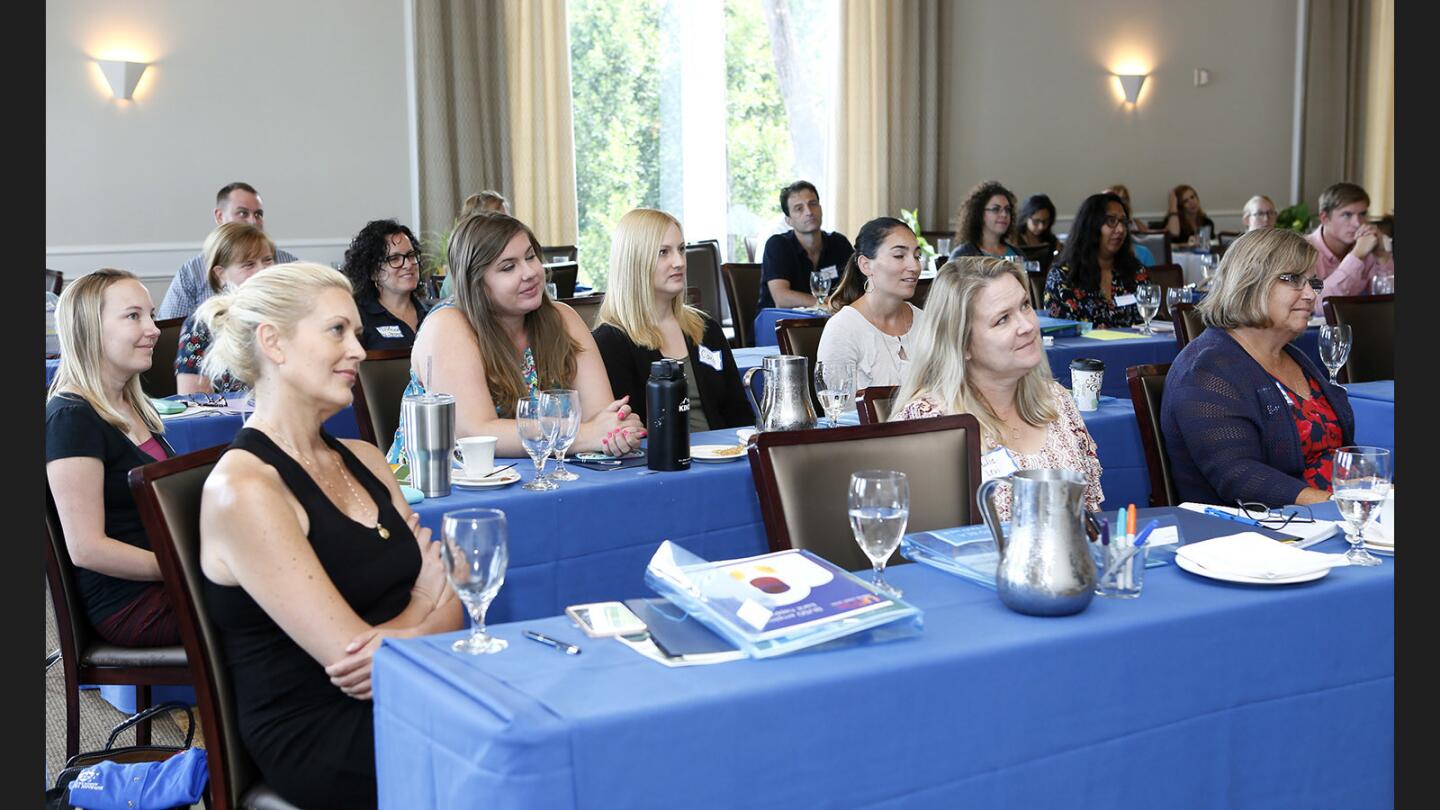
340, 219, 432, 350
1015, 193, 1059, 253
949, 181, 1022, 261
1044, 193, 1150, 328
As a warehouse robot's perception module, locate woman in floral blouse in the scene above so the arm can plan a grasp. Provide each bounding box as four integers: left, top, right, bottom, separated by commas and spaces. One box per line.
175, 222, 276, 395
1043, 192, 1150, 328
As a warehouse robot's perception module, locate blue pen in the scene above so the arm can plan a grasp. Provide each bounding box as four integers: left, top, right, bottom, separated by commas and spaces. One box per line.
1133, 519, 1160, 547
1203, 506, 1264, 527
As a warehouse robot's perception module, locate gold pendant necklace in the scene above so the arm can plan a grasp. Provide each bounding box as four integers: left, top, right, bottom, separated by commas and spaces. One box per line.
251, 422, 390, 540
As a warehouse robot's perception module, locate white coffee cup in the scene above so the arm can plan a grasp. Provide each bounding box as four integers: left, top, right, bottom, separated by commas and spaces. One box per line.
1069, 358, 1104, 412
456, 435, 498, 477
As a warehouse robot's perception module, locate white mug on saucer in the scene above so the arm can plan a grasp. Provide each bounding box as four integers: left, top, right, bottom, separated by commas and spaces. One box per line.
456, 436, 498, 477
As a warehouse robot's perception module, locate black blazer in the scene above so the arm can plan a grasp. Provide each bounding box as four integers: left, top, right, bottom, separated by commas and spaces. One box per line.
592, 317, 754, 429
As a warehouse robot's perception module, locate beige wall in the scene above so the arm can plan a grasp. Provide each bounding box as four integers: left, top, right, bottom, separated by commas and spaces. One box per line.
941, 0, 1301, 233
45, 0, 416, 300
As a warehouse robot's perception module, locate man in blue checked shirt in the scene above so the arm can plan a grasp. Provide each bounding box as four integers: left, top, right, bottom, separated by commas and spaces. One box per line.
156, 181, 299, 319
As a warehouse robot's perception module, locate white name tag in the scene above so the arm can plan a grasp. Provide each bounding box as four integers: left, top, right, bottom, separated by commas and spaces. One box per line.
819, 265, 838, 281
698, 345, 723, 371
1144, 526, 1180, 548
980, 447, 1019, 482
1114, 294, 1137, 307
377, 325, 404, 339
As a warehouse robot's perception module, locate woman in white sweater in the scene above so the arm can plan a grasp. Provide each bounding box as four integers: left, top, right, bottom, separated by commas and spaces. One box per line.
816, 217, 926, 391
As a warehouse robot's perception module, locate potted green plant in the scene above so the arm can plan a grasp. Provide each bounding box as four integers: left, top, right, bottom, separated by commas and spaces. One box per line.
899, 208, 938, 259
1276, 203, 1315, 234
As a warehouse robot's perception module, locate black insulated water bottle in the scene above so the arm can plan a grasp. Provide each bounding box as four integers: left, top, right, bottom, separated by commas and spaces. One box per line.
646, 359, 691, 471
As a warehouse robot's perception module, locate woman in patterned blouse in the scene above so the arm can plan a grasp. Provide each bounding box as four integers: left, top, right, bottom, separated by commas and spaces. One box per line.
395, 212, 642, 462
1044, 192, 1150, 328
892, 257, 1104, 521
175, 222, 276, 395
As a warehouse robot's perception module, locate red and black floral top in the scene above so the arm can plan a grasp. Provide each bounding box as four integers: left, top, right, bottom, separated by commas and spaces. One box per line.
1043, 263, 1150, 328
1271, 374, 1344, 490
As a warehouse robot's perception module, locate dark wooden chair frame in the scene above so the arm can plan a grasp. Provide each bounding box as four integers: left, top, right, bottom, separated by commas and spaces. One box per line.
1170, 303, 1204, 350
138, 316, 190, 400
747, 414, 984, 555
1125, 363, 1178, 507
855, 385, 899, 425
774, 317, 829, 410
350, 347, 413, 448
720, 262, 762, 348
1322, 293, 1395, 385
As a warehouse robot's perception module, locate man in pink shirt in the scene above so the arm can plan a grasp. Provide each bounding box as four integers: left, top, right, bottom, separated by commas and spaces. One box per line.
1305, 182, 1394, 313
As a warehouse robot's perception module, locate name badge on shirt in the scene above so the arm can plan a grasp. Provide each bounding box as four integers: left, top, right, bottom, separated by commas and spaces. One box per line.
819, 265, 838, 281
980, 447, 1020, 483
698, 345, 723, 371
376, 325, 404, 339
1114, 293, 1137, 307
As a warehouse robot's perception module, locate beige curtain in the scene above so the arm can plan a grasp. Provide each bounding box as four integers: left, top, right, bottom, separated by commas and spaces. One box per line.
1361, 0, 1393, 215
835, 1, 948, 242
504, 0, 579, 246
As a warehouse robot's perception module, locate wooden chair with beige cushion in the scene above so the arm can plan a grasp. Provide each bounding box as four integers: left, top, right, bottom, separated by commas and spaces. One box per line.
541, 244, 578, 264
544, 261, 579, 299
139, 316, 188, 399
1142, 263, 1184, 319
855, 385, 900, 425
1125, 363, 1178, 507
1132, 231, 1171, 266
775, 318, 828, 411
1322, 294, 1394, 383
130, 445, 303, 810
747, 414, 983, 571
720, 262, 762, 347
350, 348, 412, 454
1170, 303, 1206, 350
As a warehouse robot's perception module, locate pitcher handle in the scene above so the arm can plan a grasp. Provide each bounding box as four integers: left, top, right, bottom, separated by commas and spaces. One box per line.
742, 366, 766, 429
1084, 510, 1103, 543
976, 477, 1010, 557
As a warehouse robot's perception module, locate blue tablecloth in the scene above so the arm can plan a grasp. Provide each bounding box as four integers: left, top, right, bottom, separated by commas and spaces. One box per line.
45, 357, 61, 387
752, 307, 824, 347
373, 505, 1393, 809
157, 396, 361, 455
1344, 380, 1395, 459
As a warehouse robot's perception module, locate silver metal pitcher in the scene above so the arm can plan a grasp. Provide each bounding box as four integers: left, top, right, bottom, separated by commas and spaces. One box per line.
743, 355, 818, 431
977, 468, 1101, 616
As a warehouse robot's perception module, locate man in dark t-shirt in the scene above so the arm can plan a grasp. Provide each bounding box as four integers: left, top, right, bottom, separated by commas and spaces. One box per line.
758, 180, 854, 310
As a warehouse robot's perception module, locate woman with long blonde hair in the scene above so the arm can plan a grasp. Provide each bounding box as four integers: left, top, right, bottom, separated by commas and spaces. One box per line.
893, 257, 1104, 521
593, 208, 752, 429
46, 268, 179, 646
389, 212, 643, 463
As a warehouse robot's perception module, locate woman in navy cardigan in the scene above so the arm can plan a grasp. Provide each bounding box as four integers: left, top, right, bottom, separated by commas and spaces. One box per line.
1161, 228, 1353, 507
592, 208, 754, 430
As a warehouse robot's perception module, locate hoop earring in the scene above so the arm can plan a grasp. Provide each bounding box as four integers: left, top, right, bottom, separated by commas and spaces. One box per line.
863, 276, 873, 293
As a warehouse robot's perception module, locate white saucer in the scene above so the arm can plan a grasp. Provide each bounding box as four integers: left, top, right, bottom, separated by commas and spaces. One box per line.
1174, 553, 1331, 585
735, 427, 757, 444
452, 468, 522, 487
691, 444, 747, 463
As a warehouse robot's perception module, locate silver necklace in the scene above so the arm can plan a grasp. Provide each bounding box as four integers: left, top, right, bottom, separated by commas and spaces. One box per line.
249, 422, 390, 540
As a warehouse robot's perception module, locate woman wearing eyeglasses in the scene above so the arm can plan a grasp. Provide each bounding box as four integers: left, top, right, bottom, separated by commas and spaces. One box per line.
340, 219, 433, 351
1161, 228, 1353, 506
948, 181, 1022, 261
1044, 193, 1150, 328
1014, 194, 1060, 255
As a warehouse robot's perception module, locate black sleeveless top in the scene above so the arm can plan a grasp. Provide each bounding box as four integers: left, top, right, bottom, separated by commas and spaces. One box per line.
204, 428, 419, 809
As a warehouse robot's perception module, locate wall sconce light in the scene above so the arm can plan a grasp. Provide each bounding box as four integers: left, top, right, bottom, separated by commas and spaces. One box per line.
1116, 73, 1147, 105
96, 59, 149, 100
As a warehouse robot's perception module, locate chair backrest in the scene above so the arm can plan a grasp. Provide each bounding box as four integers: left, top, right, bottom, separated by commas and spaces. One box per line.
47, 268, 64, 295
743, 235, 759, 262
541, 244, 578, 264
560, 293, 605, 329
1132, 231, 1171, 266
44, 486, 95, 674
1171, 303, 1206, 350
1217, 230, 1243, 253
139, 317, 188, 399
1024, 271, 1047, 311
1125, 363, 1177, 506
775, 318, 828, 410
1015, 242, 1056, 275
1322, 294, 1394, 383
684, 240, 726, 326
351, 348, 413, 453
1143, 263, 1184, 318
855, 385, 899, 425
747, 414, 983, 570
129, 445, 255, 810
545, 261, 579, 299
910, 276, 934, 309
720, 263, 762, 347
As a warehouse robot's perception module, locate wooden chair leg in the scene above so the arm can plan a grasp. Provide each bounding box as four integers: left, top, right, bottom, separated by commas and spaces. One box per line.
65, 674, 80, 760
135, 684, 152, 746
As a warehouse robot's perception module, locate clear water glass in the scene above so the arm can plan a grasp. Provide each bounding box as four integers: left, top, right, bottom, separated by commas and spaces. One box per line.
1134, 282, 1160, 335
809, 270, 830, 311
936, 238, 952, 256
516, 395, 559, 491
814, 359, 856, 427
1165, 285, 1190, 318
545, 388, 582, 481
847, 470, 909, 597
1370, 273, 1394, 294
1023, 259, 1041, 276
1199, 253, 1219, 288
1318, 324, 1352, 386
1332, 446, 1390, 566
441, 508, 510, 654
545, 282, 558, 300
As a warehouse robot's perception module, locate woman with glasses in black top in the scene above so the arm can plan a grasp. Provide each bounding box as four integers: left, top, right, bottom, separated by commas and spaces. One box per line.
948, 180, 1023, 261
341, 219, 433, 350
1044, 192, 1150, 328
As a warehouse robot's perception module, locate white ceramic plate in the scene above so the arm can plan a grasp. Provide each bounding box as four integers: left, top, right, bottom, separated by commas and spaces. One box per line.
452, 468, 522, 488
1174, 553, 1331, 585
691, 444, 748, 463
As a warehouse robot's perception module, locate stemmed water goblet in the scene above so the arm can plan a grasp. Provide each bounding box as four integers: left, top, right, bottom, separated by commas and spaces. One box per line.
848, 470, 909, 597
1165, 286, 1190, 320
440, 507, 510, 654
1134, 282, 1160, 335
545, 388, 582, 481
814, 359, 856, 428
1318, 324, 1353, 387
1332, 446, 1391, 566
809, 270, 831, 312
1199, 253, 1219, 290
516, 394, 559, 491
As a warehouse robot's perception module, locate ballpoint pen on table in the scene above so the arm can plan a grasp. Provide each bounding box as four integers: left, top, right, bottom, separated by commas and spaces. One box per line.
523, 630, 581, 655
1133, 519, 1160, 548
1202, 507, 1264, 527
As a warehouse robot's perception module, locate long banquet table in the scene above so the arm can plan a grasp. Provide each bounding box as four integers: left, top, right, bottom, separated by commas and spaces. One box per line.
372, 503, 1394, 809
